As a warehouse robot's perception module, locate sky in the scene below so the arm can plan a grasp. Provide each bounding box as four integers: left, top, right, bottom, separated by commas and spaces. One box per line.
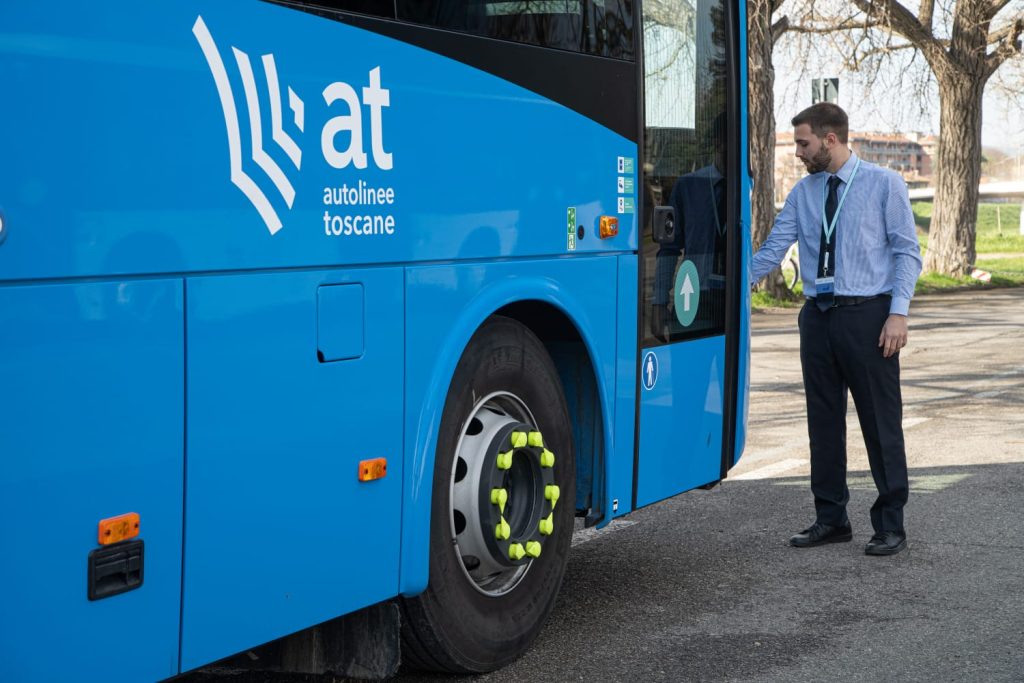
771, 24, 1024, 155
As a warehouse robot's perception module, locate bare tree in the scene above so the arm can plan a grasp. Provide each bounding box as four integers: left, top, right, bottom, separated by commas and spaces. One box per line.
792, 0, 1024, 276
748, 0, 795, 298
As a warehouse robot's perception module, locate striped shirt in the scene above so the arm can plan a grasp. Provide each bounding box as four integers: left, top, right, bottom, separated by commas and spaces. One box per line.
750, 153, 923, 316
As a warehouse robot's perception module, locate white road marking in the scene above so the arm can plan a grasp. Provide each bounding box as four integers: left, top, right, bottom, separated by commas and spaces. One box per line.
902, 417, 932, 428
774, 473, 972, 493
729, 458, 806, 480
975, 390, 1007, 399
571, 519, 637, 547
736, 445, 791, 464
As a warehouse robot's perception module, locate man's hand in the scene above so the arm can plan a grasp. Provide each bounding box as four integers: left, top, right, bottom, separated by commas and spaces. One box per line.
878, 314, 908, 358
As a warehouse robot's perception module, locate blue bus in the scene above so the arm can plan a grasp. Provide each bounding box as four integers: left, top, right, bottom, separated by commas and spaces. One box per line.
0, 1, 750, 680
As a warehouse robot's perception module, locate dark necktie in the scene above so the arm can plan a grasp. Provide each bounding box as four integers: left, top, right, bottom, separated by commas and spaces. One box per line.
816, 175, 841, 312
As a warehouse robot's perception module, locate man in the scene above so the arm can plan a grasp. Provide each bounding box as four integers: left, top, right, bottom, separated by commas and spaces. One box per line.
750, 103, 922, 556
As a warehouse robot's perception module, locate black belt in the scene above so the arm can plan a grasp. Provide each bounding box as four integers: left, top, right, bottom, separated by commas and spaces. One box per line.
807, 293, 891, 308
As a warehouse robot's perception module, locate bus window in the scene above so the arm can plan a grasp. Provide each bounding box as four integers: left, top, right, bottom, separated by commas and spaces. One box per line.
270, 0, 397, 20
396, 0, 635, 60
641, 0, 731, 346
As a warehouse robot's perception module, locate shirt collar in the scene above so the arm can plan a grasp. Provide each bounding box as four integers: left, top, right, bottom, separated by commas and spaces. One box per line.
832, 151, 859, 184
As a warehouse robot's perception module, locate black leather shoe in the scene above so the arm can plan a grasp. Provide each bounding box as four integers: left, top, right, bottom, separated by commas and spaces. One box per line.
864, 531, 907, 556
789, 522, 853, 547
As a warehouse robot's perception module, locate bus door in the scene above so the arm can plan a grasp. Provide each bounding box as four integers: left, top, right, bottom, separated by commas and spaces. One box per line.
634, 0, 740, 507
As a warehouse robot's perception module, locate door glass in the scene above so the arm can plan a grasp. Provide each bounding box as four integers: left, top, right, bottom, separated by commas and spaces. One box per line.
641, 0, 730, 347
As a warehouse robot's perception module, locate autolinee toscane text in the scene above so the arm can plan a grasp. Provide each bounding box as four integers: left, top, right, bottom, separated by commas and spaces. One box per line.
322, 181, 396, 236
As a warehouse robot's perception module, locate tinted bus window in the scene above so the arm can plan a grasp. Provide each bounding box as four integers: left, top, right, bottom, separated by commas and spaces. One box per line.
641, 0, 732, 346
270, 0, 397, 20
396, 1, 635, 60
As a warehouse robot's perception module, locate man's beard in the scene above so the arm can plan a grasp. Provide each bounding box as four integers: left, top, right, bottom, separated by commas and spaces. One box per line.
803, 146, 832, 174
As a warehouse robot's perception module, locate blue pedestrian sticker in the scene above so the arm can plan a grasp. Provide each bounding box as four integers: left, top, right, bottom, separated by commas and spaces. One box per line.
642, 351, 659, 391
673, 260, 700, 327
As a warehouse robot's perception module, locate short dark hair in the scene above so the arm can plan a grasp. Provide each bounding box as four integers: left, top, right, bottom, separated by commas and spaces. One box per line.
792, 103, 848, 144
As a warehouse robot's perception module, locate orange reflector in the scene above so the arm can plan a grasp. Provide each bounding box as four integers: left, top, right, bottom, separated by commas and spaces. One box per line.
599, 216, 619, 239
359, 458, 388, 482
98, 513, 140, 545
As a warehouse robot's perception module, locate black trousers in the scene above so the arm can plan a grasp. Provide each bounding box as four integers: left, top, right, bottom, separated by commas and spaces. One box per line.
798, 296, 909, 534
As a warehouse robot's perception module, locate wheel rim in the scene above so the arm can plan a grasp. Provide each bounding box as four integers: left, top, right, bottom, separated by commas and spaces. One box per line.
449, 391, 559, 596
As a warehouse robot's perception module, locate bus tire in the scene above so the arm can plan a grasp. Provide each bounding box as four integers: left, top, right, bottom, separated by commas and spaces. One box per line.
400, 315, 576, 673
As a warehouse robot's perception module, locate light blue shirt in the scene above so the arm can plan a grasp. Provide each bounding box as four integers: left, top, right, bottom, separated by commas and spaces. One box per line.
750, 153, 923, 316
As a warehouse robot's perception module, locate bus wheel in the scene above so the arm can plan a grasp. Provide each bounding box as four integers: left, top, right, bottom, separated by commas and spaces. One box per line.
401, 315, 576, 673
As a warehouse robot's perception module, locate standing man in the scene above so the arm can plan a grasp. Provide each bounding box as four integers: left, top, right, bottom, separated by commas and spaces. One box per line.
751, 103, 922, 556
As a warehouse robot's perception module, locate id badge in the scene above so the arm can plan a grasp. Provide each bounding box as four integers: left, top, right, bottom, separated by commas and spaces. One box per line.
815, 276, 835, 295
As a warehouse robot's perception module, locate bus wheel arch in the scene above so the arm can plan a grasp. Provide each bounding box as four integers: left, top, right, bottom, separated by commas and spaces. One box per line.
496, 300, 606, 525
400, 313, 579, 673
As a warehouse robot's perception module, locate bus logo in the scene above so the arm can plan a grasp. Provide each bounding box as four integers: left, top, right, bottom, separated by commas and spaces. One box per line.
192, 16, 304, 235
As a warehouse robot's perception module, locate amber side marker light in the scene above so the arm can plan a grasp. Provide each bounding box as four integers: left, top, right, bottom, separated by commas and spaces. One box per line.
359, 458, 388, 482
98, 512, 140, 545
599, 216, 619, 239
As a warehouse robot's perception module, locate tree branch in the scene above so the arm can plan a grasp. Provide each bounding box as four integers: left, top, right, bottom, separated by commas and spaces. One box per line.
785, 20, 881, 34
918, 0, 935, 35
857, 42, 923, 61
850, 0, 948, 68
988, 19, 1023, 45
986, 17, 1024, 74
990, 0, 1016, 17
771, 16, 791, 43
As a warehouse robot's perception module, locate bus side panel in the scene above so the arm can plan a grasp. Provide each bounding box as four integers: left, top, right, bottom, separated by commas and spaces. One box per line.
401, 256, 620, 595
181, 269, 403, 671
0, 281, 184, 683
635, 337, 726, 508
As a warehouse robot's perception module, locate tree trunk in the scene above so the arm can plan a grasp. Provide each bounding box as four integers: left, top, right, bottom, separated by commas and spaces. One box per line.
747, 0, 793, 298
923, 69, 988, 275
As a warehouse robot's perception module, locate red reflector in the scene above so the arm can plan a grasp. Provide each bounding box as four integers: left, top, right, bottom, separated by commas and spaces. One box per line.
359, 458, 388, 482
98, 513, 140, 545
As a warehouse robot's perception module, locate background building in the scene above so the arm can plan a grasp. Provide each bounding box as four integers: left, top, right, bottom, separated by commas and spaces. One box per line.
773, 130, 937, 202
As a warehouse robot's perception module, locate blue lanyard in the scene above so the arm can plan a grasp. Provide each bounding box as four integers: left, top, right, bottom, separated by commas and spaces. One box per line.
821, 157, 861, 243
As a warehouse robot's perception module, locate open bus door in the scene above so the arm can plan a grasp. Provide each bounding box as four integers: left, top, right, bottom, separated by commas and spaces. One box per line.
634, 0, 741, 508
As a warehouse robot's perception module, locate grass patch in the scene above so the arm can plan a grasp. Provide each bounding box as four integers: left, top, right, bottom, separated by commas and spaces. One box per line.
751, 290, 803, 309
912, 202, 1024, 254
977, 255, 1024, 271
976, 256, 1024, 286
914, 272, 980, 294
912, 201, 932, 233
913, 255, 1024, 294
906, 202, 1024, 295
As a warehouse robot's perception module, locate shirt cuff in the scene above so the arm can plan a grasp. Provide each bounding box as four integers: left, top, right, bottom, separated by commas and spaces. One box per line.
889, 296, 911, 316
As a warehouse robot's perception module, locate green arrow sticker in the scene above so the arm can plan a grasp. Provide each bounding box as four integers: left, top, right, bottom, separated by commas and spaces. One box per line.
567, 207, 576, 234
673, 260, 700, 327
